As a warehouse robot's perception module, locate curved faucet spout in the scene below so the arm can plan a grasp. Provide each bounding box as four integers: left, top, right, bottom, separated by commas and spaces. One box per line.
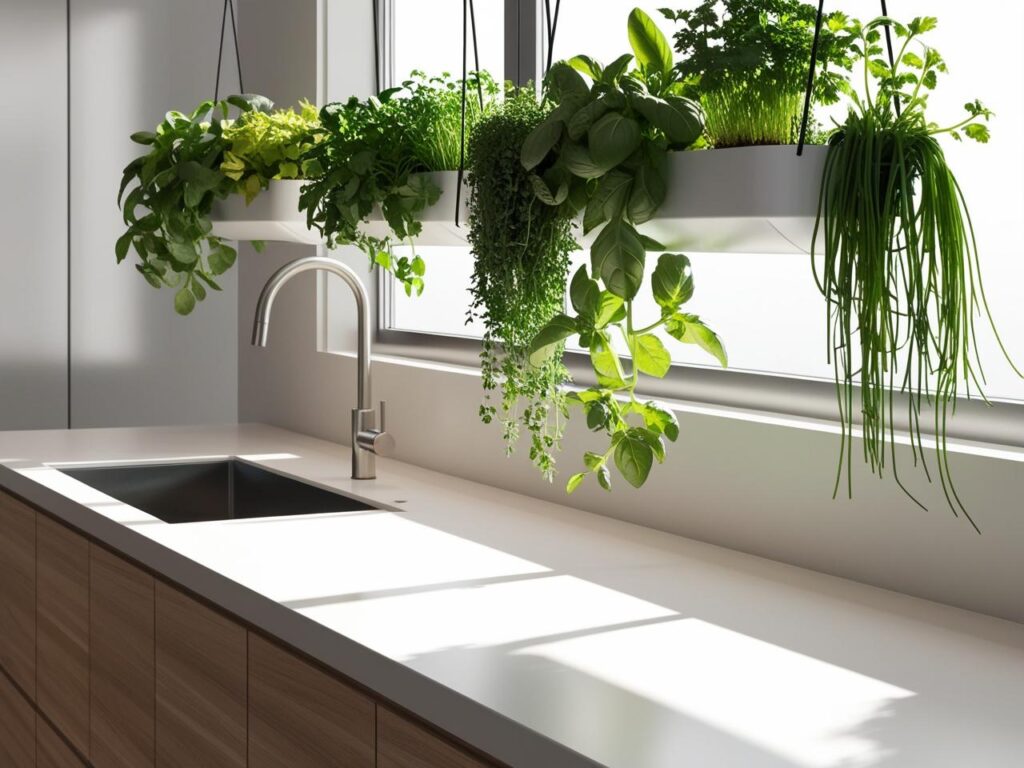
251, 255, 391, 480
251, 255, 371, 411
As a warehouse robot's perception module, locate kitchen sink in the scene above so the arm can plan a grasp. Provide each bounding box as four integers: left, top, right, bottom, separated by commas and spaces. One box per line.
60, 460, 377, 524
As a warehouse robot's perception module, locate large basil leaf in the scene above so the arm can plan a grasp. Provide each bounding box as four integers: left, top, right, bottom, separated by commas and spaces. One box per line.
546, 62, 590, 103
627, 162, 667, 223
561, 142, 605, 179
665, 312, 728, 367
632, 333, 672, 378
627, 8, 673, 76
570, 265, 601, 319
591, 219, 646, 299
583, 170, 632, 234
528, 313, 578, 366
521, 120, 563, 171
589, 333, 627, 388
651, 253, 694, 310
614, 428, 655, 488
588, 113, 641, 172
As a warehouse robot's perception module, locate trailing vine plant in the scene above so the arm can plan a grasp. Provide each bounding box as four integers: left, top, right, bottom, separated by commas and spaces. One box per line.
467, 88, 577, 480
814, 15, 1015, 530
662, 0, 855, 147
299, 72, 497, 296
118, 94, 277, 315
524, 8, 727, 492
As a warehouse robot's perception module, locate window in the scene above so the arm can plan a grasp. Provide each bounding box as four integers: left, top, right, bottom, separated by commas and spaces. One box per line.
372, 1, 1024, 412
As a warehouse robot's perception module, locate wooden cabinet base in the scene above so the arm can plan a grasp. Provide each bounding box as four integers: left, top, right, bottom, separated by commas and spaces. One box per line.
38, 714, 86, 768
378, 708, 493, 768
0, 669, 34, 767
0, 492, 36, 699
90, 545, 155, 768
248, 633, 376, 767
155, 582, 247, 767
37, 514, 90, 756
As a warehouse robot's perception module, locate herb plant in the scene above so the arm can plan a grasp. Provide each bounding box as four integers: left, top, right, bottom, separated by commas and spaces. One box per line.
220, 100, 321, 203
299, 72, 496, 296
813, 16, 1013, 529
662, 0, 855, 147
117, 94, 273, 315
524, 8, 727, 492
467, 88, 577, 480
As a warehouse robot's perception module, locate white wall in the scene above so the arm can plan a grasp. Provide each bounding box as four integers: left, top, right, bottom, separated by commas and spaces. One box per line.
237, 0, 1024, 624
68, 0, 238, 428
0, 0, 69, 430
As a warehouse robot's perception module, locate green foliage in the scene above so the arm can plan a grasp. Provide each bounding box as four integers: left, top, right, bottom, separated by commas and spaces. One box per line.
467, 89, 577, 480
118, 94, 273, 315
523, 8, 726, 493
661, 1, 857, 147
813, 15, 1009, 530
299, 71, 497, 296
221, 100, 321, 203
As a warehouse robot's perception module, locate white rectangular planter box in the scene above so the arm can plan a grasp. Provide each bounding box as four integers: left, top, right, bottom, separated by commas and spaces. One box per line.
582, 145, 829, 254
210, 180, 322, 245
210, 172, 470, 248
360, 171, 470, 248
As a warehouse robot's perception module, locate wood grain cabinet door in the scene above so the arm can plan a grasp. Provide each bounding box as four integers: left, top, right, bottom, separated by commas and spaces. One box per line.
248, 633, 375, 768
37, 515, 90, 756
0, 491, 36, 698
378, 708, 493, 768
0, 665, 35, 767
90, 545, 155, 768
155, 582, 247, 768
38, 713, 86, 768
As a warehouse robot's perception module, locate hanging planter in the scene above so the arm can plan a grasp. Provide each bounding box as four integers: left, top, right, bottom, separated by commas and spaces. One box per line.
359, 170, 470, 247
210, 179, 322, 245
578, 145, 829, 254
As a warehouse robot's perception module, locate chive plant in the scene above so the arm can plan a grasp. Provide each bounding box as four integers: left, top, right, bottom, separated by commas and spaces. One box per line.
814, 16, 1014, 529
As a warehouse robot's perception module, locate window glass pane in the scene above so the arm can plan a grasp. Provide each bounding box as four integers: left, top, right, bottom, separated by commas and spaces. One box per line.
388, 246, 484, 338
393, 0, 504, 82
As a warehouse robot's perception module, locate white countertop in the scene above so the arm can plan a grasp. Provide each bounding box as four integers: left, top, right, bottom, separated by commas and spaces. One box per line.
1, 424, 1022, 768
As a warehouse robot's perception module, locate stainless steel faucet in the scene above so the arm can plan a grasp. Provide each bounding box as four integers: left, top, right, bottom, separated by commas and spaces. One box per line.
251, 255, 394, 479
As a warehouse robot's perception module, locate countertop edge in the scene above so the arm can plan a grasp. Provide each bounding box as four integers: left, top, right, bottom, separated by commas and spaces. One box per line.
0, 463, 604, 768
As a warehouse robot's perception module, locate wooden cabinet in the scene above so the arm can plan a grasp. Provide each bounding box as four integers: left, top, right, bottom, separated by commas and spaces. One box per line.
37, 714, 86, 768
248, 633, 376, 768
0, 502, 502, 768
378, 708, 493, 768
155, 582, 247, 768
0, 666, 34, 767
90, 544, 155, 768
37, 514, 90, 756
0, 491, 36, 698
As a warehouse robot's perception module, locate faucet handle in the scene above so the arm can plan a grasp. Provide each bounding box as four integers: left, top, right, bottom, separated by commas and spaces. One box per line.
354, 402, 395, 458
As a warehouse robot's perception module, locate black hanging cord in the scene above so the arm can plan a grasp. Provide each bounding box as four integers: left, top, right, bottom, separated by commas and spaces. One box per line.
213, 0, 244, 103
796, 0, 901, 156
795, 0, 825, 156
372, 0, 381, 94
455, 0, 483, 228
545, 0, 563, 75
879, 0, 901, 117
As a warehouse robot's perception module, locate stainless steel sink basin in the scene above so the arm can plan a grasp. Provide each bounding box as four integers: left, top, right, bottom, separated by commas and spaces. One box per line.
60, 460, 376, 524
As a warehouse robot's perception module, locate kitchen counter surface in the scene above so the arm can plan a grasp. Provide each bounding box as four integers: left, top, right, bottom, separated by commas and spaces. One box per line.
1, 423, 1022, 768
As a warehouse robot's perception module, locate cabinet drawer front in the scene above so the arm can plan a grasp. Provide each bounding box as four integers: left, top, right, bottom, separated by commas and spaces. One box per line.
249, 633, 375, 767
0, 492, 36, 698
155, 582, 246, 768
378, 708, 493, 768
37, 515, 90, 755
0, 668, 34, 767
90, 545, 155, 768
